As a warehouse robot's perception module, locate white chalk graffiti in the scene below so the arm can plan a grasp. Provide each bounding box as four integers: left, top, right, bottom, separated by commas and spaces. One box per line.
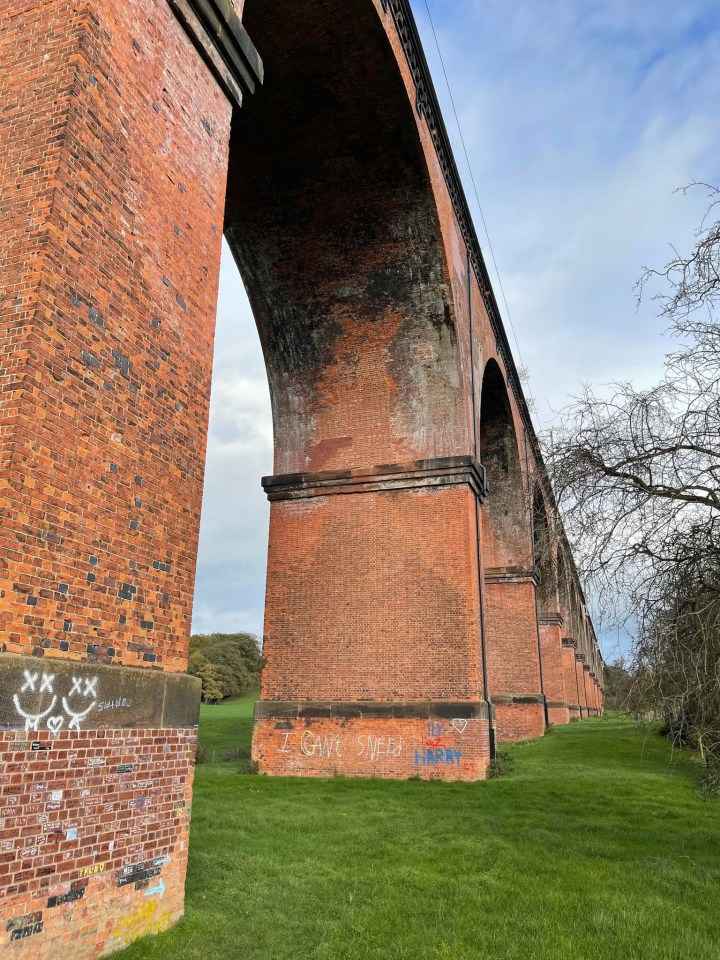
356, 736, 403, 760
300, 732, 341, 758
70, 677, 97, 698
451, 719, 468, 735
13, 673, 99, 735
281, 732, 404, 763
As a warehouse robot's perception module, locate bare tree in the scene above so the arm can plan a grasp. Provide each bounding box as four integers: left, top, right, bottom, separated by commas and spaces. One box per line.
543, 184, 720, 785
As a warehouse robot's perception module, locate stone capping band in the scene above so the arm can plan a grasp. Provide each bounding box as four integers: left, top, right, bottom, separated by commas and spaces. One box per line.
485, 566, 539, 586
262, 455, 488, 503
546, 701, 570, 710
562, 638, 578, 649
575, 653, 586, 663
490, 694, 545, 706
0, 653, 201, 732
538, 612, 564, 626
167, 0, 263, 108
254, 700, 490, 721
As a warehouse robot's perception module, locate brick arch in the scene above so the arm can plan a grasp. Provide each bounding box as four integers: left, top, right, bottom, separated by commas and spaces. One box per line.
479, 359, 544, 741
225, 0, 467, 475
230, 0, 490, 777
479, 358, 529, 570
532, 489, 572, 724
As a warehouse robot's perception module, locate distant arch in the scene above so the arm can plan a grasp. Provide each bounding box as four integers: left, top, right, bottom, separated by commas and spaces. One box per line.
532, 487, 556, 617
479, 359, 529, 568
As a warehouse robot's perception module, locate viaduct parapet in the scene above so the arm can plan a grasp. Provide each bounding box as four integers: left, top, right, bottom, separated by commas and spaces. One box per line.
0, 0, 603, 955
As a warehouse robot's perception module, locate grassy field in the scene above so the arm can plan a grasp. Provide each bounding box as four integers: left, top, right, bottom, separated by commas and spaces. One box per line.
116, 696, 720, 960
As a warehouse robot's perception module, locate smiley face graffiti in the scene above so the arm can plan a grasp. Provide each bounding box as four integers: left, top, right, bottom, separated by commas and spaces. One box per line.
13, 671, 99, 735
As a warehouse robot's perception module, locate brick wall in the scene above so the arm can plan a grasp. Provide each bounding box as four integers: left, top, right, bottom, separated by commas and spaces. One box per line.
0, 728, 195, 959
0, 0, 230, 955
0, 0, 231, 672
254, 716, 490, 781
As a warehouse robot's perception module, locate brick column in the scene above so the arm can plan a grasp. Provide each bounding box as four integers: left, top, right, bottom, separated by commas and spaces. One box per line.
561, 639, 581, 720
252, 459, 492, 782
538, 614, 570, 725
575, 654, 589, 718
483, 568, 546, 742
0, 0, 259, 955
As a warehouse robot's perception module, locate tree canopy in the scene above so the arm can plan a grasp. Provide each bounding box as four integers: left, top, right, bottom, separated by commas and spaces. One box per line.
188, 632, 262, 704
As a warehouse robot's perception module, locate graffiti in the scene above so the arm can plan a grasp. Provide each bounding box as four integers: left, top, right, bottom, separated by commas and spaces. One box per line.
414, 747, 462, 766
279, 732, 292, 753
300, 732, 341, 758
79, 863, 105, 877
31, 741, 51, 751
6, 912, 43, 941
13, 672, 98, 734
451, 719, 468, 735
118, 764, 134, 774
356, 736, 403, 760
69, 677, 97, 697
145, 878, 165, 897
118, 862, 162, 888
47, 881, 87, 908
111, 901, 173, 942
98, 698, 131, 712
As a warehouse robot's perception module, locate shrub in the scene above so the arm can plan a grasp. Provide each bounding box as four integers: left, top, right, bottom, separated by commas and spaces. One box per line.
195, 742, 211, 765
487, 751, 515, 779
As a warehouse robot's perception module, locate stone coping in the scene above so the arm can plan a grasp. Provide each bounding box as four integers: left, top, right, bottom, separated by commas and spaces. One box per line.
490, 694, 545, 706
0, 653, 200, 733
262, 456, 488, 502
167, 0, 263, 108
254, 700, 490, 721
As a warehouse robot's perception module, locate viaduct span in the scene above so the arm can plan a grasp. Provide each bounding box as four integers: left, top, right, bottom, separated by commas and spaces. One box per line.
0, 0, 603, 955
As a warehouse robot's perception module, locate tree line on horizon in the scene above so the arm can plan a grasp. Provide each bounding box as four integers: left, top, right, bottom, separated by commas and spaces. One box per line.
189, 632, 262, 703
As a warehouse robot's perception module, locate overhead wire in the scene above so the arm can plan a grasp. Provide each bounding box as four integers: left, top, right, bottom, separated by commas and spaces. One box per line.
421, 0, 535, 410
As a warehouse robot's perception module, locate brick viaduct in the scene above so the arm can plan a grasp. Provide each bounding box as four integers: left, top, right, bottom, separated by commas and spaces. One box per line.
0, 0, 604, 955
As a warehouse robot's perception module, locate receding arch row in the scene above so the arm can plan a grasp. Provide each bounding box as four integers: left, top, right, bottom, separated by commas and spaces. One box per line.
225, 0, 605, 762
0, 0, 603, 951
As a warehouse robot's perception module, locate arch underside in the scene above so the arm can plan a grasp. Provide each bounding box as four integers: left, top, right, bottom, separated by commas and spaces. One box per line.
479, 359, 545, 738
226, 0, 467, 476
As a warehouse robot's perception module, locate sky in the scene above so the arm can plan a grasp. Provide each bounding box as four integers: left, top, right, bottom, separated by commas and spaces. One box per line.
191, 0, 720, 663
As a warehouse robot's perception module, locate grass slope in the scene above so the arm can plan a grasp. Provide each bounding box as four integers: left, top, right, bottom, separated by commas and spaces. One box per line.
116, 697, 720, 960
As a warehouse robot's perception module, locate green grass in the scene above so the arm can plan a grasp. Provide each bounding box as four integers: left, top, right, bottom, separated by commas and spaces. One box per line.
193, 691, 256, 765
116, 701, 720, 960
